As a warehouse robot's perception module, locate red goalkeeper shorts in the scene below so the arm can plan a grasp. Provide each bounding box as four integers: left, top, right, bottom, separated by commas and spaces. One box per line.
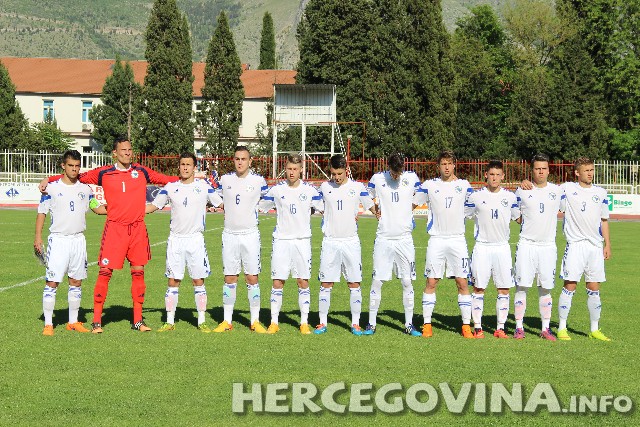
98, 220, 151, 270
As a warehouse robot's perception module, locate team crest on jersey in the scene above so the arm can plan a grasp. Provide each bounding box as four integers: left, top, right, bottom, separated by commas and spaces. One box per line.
592, 195, 600, 203
194, 187, 201, 194
455, 186, 462, 194
299, 193, 308, 201
101, 258, 110, 266
549, 193, 556, 200
78, 192, 86, 200
247, 185, 254, 192
501, 198, 509, 207
131, 170, 139, 179
348, 188, 356, 197
401, 178, 409, 187
319, 272, 325, 280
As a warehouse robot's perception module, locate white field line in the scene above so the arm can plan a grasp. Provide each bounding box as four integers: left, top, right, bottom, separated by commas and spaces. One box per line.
0, 225, 224, 293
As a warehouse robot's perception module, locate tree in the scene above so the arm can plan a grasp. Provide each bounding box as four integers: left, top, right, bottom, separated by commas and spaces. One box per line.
0, 60, 31, 150
451, 5, 516, 159
259, 12, 276, 69
198, 11, 244, 156
28, 114, 73, 152
89, 57, 142, 152
137, 0, 194, 155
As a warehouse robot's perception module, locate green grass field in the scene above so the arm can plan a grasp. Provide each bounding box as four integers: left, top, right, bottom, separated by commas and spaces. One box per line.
0, 208, 638, 425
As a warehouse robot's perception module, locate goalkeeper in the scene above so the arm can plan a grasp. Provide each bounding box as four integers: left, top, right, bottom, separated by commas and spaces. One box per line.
34, 150, 106, 336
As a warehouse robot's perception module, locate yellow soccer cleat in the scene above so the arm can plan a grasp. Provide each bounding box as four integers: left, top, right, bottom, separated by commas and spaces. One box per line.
213, 320, 233, 333
299, 323, 312, 335
250, 321, 267, 334
197, 323, 212, 333
157, 323, 175, 332
557, 329, 572, 341
266, 323, 280, 334
589, 330, 611, 342
66, 322, 90, 333
43, 325, 54, 336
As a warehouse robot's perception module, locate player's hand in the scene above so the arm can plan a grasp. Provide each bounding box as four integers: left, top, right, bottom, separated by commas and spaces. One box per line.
603, 246, 611, 260
521, 180, 533, 190
39, 177, 49, 193
34, 238, 43, 254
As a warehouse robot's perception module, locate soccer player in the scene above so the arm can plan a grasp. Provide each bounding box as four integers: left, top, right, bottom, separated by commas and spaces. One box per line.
35, 150, 106, 336
259, 154, 322, 334
364, 153, 422, 337
513, 154, 563, 341
212, 146, 269, 334
557, 157, 611, 341
413, 150, 474, 339
40, 137, 179, 333
464, 160, 520, 339
314, 154, 375, 336
145, 152, 222, 332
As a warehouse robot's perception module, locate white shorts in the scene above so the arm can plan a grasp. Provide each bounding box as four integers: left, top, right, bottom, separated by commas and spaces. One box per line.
560, 240, 606, 283
271, 238, 312, 280
319, 236, 362, 283
222, 229, 261, 276
45, 234, 88, 282
165, 234, 210, 280
424, 236, 470, 279
372, 236, 416, 281
514, 240, 557, 289
471, 243, 514, 289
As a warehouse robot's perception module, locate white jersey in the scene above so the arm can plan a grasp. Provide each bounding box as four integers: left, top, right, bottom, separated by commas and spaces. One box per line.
368, 171, 421, 239
217, 172, 268, 234
259, 181, 322, 239
414, 178, 473, 237
560, 182, 609, 247
152, 179, 222, 235
319, 179, 374, 238
515, 183, 563, 244
465, 187, 520, 244
38, 180, 94, 235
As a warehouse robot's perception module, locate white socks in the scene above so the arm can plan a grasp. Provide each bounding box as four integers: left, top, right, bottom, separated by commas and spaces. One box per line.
349, 286, 362, 326
222, 284, 236, 323
270, 287, 283, 324
586, 289, 601, 332
298, 288, 311, 325
318, 286, 332, 325
247, 284, 261, 324
557, 287, 575, 331
496, 294, 510, 330
422, 292, 436, 324
68, 286, 82, 324
368, 279, 383, 326
458, 294, 472, 325
401, 279, 414, 327
43, 286, 57, 326
539, 289, 552, 330
165, 287, 179, 324
472, 293, 484, 329
194, 285, 207, 325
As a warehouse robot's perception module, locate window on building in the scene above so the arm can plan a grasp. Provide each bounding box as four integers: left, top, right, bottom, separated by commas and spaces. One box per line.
82, 101, 93, 123
43, 100, 54, 121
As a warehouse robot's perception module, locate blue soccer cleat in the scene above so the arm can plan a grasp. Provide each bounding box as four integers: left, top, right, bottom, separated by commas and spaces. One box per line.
405, 324, 421, 337
351, 324, 363, 336
313, 324, 327, 335
363, 324, 376, 335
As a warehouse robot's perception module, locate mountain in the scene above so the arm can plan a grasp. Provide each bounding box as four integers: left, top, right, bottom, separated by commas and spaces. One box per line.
0, 0, 504, 69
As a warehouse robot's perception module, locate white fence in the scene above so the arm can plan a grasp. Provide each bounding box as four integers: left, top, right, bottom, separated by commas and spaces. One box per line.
0, 150, 112, 183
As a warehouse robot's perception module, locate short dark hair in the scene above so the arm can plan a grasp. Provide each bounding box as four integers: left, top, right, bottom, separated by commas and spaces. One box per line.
62, 149, 81, 163
574, 157, 593, 171
329, 154, 347, 170
531, 153, 549, 166
179, 152, 197, 164
235, 146, 251, 157
436, 150, 455, 164
113, 135, 129, 148
287, 154, 303, 166
486, 160, 503, 172
388, 153, 404, 173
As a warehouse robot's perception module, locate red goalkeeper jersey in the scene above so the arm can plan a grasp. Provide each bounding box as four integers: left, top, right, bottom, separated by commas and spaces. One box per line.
49, 164, 178, 224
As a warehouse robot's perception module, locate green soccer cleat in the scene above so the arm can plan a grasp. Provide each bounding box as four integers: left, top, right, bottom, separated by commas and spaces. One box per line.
157, 323, 175, 332
557, 329, 571, 341
589, 330, 611, 342
197, 323, 212, 333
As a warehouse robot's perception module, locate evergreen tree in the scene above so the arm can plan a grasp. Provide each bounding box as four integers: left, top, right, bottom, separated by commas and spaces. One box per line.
0, 60, 31, 150
89, 57, 141, 152
259, 12, 276, 69
198, 11, 244, 156
29, 114, 73, 152
137, 0, 194, 155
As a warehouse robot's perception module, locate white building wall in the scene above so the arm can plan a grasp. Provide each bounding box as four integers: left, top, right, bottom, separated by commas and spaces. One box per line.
16, 93, 269, 153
